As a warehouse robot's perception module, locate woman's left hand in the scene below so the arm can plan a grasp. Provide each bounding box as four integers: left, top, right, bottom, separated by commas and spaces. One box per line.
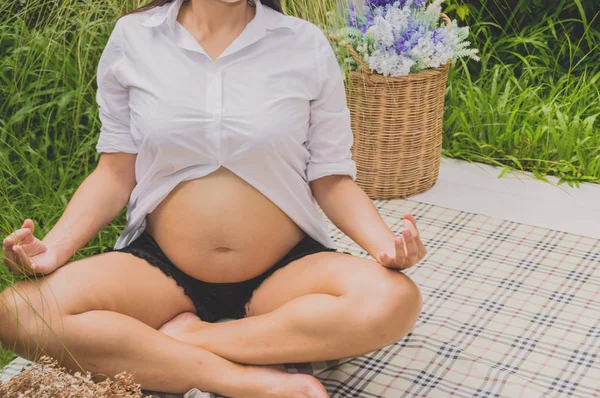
377, 212, 427, 270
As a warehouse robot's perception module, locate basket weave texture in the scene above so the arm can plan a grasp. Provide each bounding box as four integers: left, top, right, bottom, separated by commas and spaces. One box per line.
332, 15, 451, 199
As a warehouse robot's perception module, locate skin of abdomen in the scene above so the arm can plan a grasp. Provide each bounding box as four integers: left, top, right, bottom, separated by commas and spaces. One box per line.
145, 166, 306, 283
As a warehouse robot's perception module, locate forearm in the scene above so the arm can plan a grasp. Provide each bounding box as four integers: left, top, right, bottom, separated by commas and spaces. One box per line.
41, 169, 132, 265
310, 175, 396, 259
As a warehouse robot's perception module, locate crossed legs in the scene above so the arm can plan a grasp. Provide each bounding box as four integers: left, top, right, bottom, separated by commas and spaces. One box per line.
0, 250, 422, 397
161, 251, 423, 365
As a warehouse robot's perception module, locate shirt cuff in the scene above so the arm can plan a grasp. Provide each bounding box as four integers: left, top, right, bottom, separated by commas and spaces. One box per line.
307, 159, 357, 182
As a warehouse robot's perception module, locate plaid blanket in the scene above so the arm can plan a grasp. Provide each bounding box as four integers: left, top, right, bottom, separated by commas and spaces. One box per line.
2, 199, 599, 397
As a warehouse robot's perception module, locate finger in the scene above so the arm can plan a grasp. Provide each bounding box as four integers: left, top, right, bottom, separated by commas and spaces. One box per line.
404, 213, 421, 236
379, 252, 388, 266
8, 228, 34, 245
3, 230, 35, 264
22, 218, 35, 234
3, 247, 25, 276
404, 228, 420, 264
414, 235, 428, 258
394, 236, 407, 269
404, 212, 417, 225
404, 215, 426, 258
404, 213, 421, 237
405, 219, 427, 257
2, 237, 19, 272
17, 240, 46, 257
1, 241, 19, 275
2, 235, 14, 253
379, 251, 392, 267
12, 245, 33, 275
19, 245, 40, 275
401, 229, 417, 265
380, 252, 399, 269
2, 251, 23, 276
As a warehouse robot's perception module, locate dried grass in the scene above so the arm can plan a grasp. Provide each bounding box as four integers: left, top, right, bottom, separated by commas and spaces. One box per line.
0, 355, 152, 398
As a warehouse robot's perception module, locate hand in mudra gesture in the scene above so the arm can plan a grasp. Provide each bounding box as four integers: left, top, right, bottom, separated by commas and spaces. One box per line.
2, 218, 60, 276
377, 212, 427, 270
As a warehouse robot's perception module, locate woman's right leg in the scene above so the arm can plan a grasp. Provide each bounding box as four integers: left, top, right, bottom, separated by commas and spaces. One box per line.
0, 251, 327, 397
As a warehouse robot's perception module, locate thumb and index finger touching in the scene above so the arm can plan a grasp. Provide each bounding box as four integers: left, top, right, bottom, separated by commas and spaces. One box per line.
4, 219, 36, 247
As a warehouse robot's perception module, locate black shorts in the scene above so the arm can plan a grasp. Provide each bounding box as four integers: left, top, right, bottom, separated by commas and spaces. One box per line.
105, 229, 350, 322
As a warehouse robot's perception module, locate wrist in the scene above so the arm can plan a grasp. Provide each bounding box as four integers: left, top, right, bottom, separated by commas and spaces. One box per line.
41, 236, 74, 267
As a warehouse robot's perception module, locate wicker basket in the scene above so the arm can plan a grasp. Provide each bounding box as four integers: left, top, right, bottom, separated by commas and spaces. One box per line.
331, 14, 452, 199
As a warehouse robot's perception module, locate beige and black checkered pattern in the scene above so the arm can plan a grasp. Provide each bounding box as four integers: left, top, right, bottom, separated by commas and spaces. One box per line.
2, 199, 599, 397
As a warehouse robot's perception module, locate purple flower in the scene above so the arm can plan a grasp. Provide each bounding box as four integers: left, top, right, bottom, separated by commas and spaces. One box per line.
432, 27, 444, 45
393, 26, 423, 54
346, 3, 359, 28
361, 11, 375, 32
346, 3, 375, 33
365, 0, 429, 9
365, 0, 396, 7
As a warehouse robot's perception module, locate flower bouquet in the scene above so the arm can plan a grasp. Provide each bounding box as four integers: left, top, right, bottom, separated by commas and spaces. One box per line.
329, 0, 479, 199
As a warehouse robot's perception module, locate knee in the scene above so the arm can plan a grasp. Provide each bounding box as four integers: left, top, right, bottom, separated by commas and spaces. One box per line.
0, 284, 61, 354
351, 269, 423, 347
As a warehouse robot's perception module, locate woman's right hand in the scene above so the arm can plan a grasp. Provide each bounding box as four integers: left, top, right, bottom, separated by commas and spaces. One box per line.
2, 219, 60, 276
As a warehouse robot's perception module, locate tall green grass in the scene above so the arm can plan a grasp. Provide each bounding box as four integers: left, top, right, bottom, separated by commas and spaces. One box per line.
0, 0, 131, 369
442, 0, 600, 185
0, 0, 598, 370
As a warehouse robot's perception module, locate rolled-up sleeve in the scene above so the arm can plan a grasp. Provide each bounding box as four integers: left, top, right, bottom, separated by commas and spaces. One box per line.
95, 20, 138, 154
305, 29, 357, 182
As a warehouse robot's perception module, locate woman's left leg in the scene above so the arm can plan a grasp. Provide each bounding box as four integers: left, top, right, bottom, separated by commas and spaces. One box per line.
161, 251, 423, 365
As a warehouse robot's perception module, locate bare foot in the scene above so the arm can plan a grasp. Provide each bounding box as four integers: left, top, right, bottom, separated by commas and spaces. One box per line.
159, 311, 207, 337
245, 366, 328, 398
160, 314, 328, 397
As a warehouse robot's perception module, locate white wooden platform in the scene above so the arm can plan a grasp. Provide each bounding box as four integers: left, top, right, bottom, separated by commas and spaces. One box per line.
409, 157, 600, 239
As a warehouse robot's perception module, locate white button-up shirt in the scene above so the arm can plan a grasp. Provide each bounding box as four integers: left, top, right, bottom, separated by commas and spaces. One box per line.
96, 0, 357, 250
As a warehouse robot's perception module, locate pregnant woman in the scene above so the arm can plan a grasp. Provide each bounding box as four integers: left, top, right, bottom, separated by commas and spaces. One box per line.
0, 0, 426, 396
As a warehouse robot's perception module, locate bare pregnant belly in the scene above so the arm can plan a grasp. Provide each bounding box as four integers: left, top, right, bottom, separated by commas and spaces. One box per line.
145, 166, 306, 283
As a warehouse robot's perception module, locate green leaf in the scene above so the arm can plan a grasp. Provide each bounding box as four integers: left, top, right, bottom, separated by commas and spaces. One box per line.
497, 166, 511, 178
457, 6, 468, 21
506, 156, 524, 171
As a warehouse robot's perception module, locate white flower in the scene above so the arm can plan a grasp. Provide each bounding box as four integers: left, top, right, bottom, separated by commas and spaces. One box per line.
385, 6, 410, 35
369, 16, 395, 47
368, 50, 416, 76
335, 0, 479, 76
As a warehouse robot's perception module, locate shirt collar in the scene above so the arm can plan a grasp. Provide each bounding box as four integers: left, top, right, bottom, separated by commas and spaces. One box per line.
140, 0, 295, 33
